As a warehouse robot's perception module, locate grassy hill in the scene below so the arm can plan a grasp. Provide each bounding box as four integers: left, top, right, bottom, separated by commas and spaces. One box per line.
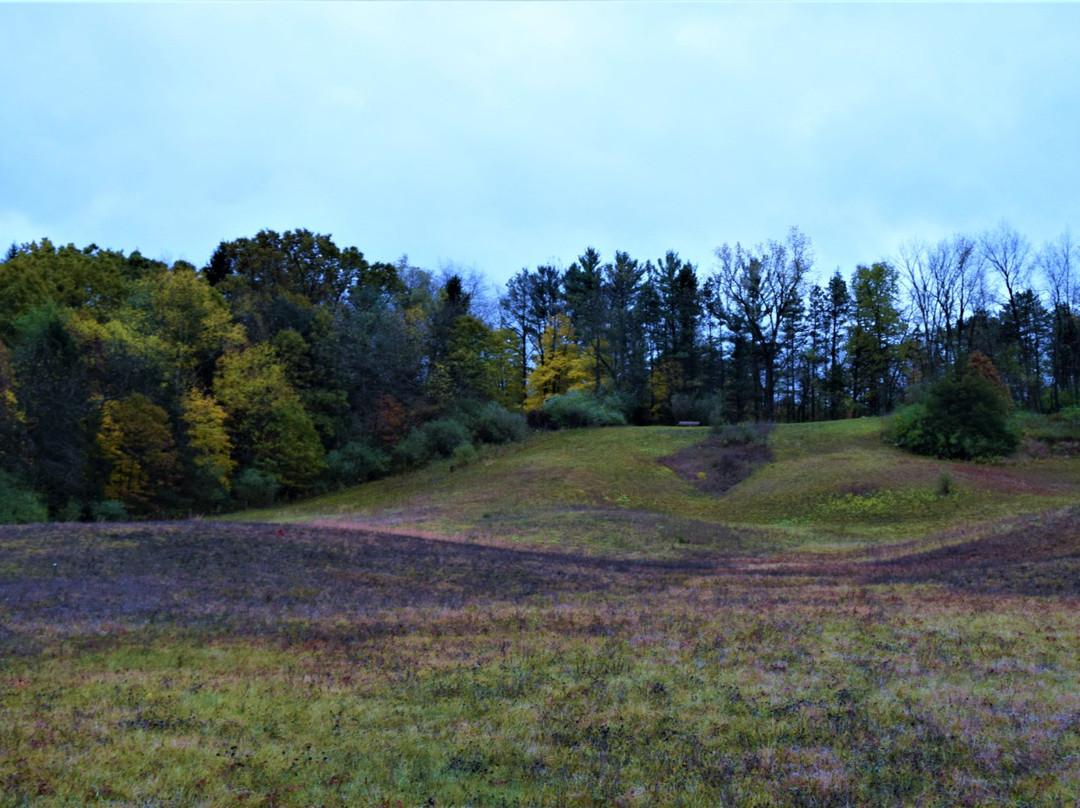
3, 419, 1080, 806
244, 418, 1080, 554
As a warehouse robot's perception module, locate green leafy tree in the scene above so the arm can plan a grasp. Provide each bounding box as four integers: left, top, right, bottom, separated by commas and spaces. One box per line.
712, 228, 813, 420
181, 389, 236, 504
144, 264, 243, 392
98, 394, 182, 515
9, 305, 94, 516
847, 262, 905, 416
214, 344, 325, 493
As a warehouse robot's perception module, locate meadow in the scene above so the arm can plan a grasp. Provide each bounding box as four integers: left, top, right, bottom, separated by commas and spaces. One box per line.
3, 420, 1080, 806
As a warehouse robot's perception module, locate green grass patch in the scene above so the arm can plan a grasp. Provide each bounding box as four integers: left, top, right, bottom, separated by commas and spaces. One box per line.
4, 519, 1080, 806
234, 420, 1080, 557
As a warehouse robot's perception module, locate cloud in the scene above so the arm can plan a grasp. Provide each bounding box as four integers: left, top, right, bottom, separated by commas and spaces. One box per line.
1, 3, 1078, 282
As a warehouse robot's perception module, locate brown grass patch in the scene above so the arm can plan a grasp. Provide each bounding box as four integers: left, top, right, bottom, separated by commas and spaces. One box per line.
660, 434, 773, 495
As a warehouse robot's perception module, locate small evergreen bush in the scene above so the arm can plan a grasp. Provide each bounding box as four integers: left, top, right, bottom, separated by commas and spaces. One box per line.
324, 440, 389, 488
392, 428, 433, 469
0, 470, 48, 524
465, 402, 528, 445
450, 442, 478, 468
422, 417, 472, 457
91, 500, 128, 522
890, 364, 1019, 460
711, 421, 774, 446
541, 392, 626, 429
232, 467, 281, 507
392, 418, 472, 469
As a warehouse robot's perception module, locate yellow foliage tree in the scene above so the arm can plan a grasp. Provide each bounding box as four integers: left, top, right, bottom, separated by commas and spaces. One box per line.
181, 389, 235, 498
524, 315, 590, 410
98, 393, 181, 514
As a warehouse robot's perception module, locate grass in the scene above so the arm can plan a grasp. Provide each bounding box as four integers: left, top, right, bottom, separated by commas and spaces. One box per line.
243, 419, 1080, 553
4, 419, 1080, 806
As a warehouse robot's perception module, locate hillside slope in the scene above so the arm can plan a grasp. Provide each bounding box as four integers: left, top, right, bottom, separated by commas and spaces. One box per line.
240, 419, 1080, 557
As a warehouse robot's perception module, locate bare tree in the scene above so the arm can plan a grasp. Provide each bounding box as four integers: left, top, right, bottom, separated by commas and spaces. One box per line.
899, 234, 984, 379
1037, 230, 1080, 407
1037, 229, 1077, 312
711, 226, 813, 419
981, 220, 1038, 405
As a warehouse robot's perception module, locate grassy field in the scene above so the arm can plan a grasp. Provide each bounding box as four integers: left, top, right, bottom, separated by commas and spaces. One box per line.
3, 419, 1080, 806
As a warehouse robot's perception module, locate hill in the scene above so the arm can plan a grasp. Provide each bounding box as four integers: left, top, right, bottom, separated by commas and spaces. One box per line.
243, 418, 1080, 555
3, 420, 1080, 806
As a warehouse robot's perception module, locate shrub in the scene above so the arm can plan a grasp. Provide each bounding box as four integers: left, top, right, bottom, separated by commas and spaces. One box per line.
671, 393, 724, 425
465, 402, 528, 445
91, 500, 128, 522
0, 470, 48, 524
392, 418, 472, 469
526, 408, 554, 431
392, 428, 434, 469
232, 467, 281, 507
324, 440, 389, 489
541, 392, 626, 429
711, 421, 774, 446
450, 442, 478, 468
889, 367, 1019, 460
422, 417, 472, 457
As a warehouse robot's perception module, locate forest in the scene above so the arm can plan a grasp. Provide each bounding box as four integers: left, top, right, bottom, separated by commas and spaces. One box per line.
0, 221, 1076, 522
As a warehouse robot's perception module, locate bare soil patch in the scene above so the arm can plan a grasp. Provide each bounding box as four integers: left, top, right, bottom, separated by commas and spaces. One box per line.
660, 434, 773, 495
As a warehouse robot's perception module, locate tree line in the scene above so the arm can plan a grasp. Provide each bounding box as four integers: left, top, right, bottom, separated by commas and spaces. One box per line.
0, 221, 1076, 520
502, 222, 1079, 426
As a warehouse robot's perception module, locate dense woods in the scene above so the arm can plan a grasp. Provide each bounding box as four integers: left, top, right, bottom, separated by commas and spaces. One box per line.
1, 221, 1076, 520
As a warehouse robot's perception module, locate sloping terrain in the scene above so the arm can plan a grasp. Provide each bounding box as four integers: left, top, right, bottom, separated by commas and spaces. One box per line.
4, 421, 1080, 806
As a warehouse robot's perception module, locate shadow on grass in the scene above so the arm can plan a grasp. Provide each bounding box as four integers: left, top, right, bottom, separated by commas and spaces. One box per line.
0, 521, 726, 654
864, 505, 1080, 597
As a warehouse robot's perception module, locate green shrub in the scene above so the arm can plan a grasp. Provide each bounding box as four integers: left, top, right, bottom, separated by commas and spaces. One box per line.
91, 500, 128, 522
450, 442, 478, 468
671, 393, 724, 425
232, 467, 281, 507
422, 417, 472, 457
0, 470, 48, 524
890, 370, 1019, 460
465, 402, 528, 445
392, 418, 472, 469
541, 392, 626, 429
392, 428, 433, 469
324, 440, 389, 489
711, 421, 774, 446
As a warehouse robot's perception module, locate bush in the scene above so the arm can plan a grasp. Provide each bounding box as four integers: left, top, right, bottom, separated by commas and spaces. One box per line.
232, 467, 281, 507
324, 440, 389, 489
0, 470, 48, 524
392, 417, 472, 469
541, 392, 627, 429
422, 417, 472, 457
91, 500, 128, 522
465, 402, 528, 445
671, 393, 724, 425
392, 428, 434, 469
711, 421, 774, 446
450, 442, 478, 468
889, 369, 1019, 460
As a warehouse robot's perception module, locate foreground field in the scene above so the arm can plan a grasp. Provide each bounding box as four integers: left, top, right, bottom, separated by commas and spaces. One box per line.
3, 421, 1080, 806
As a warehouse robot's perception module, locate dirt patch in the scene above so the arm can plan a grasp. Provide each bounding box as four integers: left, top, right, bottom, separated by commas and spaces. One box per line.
660, 434, 773, 495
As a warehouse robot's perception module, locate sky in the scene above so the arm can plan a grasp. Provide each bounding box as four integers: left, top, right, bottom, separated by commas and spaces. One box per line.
2, 2, 1080, 292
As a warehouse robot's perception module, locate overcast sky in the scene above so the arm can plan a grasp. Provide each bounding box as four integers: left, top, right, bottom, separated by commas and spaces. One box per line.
2, 2, 1079, 290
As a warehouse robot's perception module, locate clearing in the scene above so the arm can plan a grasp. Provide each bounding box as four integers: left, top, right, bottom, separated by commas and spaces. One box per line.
2, 419, 1080, 806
